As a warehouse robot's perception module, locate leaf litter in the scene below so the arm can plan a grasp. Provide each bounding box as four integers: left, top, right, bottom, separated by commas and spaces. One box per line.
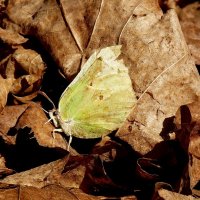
0, 0, 200, 199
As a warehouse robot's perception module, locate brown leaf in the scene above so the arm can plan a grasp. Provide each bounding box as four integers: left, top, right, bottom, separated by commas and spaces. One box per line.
0, 185, 80, 200
0, 104, 29, 144
116, 6, 200, 154
0, 28, 28, 46
0, 46, 45, 107
0, 185, 19, 200
5, 0, 161, 79
179, 2, 200, 65
156, 189, 196, 200
136, 158, 160, 181
6, 47, 45, 96
0, 156, 13, 178
15, 103, 67, 150
20, 185, 79, 200
0, 77, 12, 112
0, 157, 67, 188
70, 188, 120, 200
174, 98, 200, 194
6, 0, 199, 156
0, 184, 137, 200
187, 99, 200, 192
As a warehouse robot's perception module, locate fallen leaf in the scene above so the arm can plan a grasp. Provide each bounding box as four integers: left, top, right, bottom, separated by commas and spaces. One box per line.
156, 189, 196, 200
116, 6, 200, 154
20, 185, 79, 200
0, 184, 79, 200
6, 47, 45, 96
0, 77, 12, 112
0, 27, 28, 46
70, 189, 102, 200
0, 185, 19, 200
1, 1, 200, 199
0, 157, 67, 188
136, 158, 160, 181
179, 2, 200, 65
0, 156, 13, 178
174, 98, 200, 195
5, 0, 160, 79
15, 103, 68, 150
0, 46, 46, 108
0, 104, 29, 144
187, 99, 200, 193
5, 1, 199, 155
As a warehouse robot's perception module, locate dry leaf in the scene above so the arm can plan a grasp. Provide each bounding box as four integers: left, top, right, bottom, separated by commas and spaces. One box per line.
174, 98, 200, 194
0, 186, 19, 200
0, 185, 113, 200
20, 185, 78, 200
116, 6, 200, 154
0, 104, 29, 144
0, 103, 69, 150
179, 2, 200, 65
0, 158, 67, 188
0, 155, 87, 190
69, 189, 101, 200
0, 77, 12, 112
5, 0, 160, 79
1, 1, 200, 199
6, 47, 45, 96
0, 27, 28, 46
15, 103, 67, 150
5, 1, 199, 155
156, 189, 196, 200
0, 46, 45, 108
0, 185, 80, 200
0, 156, 13, 178
187, 99, 200, 192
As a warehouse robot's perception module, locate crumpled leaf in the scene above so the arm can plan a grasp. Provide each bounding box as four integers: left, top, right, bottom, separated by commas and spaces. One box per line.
179, 2, 200, 65
0, 185, 114, 200
174, 98, 200, 195
136, 158, 161, 181
15, 103, 68, 150
0, 156, 13, 178
5, 0, 199, 156
0, 27, 28, 46
0, 76, 12, 112
0, 46, 46, 109
116, 5, 200, 154
0, 157, 69, 188
187, 99, 200, 193
156, 189, 196, 200
1, 1, 200, 198
5, 0, 160, 79
0, 104, 29, 144
5, 47, 45, 96
0, 185, 81, 200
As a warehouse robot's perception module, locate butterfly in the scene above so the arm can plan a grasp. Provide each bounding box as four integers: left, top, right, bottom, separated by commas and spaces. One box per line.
49, 45, 136, 140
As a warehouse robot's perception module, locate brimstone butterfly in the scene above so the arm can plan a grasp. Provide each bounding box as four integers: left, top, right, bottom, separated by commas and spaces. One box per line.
50, 45, 136, 139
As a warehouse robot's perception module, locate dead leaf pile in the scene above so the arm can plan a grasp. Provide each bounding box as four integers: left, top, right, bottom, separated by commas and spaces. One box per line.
0, 0, 199, 199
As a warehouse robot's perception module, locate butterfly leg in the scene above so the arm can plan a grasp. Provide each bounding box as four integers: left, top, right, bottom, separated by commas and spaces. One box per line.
67, 134, 72, 151
52, 128, 63, 139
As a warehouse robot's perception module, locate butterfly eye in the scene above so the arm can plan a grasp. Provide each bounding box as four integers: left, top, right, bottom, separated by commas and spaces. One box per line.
54, 110, 58, 115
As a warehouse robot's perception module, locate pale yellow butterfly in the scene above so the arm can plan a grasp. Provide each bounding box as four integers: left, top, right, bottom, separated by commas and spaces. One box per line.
50, 45, 136, 140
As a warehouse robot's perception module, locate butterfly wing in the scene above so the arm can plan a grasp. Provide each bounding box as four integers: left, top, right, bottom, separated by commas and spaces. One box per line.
58, 46, 136, 138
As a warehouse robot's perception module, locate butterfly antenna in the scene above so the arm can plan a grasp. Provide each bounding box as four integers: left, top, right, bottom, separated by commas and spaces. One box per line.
38, 91, 56, 110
